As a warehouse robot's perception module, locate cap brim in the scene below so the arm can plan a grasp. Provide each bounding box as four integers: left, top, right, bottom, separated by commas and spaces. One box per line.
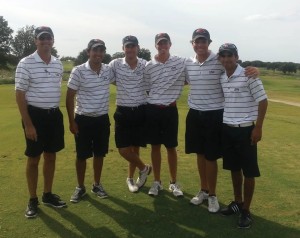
155, 37, 169, 44
91, 43, 106, 49
36, 31, 52, 38
123, 42, 138, 46
192, 35, 209, 41
219, 49, 237, 54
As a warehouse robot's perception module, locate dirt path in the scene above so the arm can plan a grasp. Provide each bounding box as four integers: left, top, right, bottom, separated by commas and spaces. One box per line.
269, 99, 300, 107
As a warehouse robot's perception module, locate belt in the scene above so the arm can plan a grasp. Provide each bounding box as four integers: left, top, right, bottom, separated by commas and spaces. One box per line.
117, 105, 146, 111
150, 101, 176, 109
28, 105, 59, 114
226, 122, 255, 128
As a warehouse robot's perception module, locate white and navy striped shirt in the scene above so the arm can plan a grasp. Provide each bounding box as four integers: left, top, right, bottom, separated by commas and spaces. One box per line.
144, 55, 186, 105
67, 61, 113, 117
109, 57, 148, 107
220, 64, 267, 124
185, 52, 225, 111
15, 51, 63, 109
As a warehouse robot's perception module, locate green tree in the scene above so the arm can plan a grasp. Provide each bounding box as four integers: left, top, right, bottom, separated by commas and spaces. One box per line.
138, 48, 151, 61
280, 62, 297, 74
111, 52, 125, 60
0, 16, 13, 68
11, 25, 59, 60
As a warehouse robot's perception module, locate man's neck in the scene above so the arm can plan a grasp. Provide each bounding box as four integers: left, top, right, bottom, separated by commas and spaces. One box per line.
37, 50, 51, 64
125, 57, 138, 69
196, 51, 210, 63
155, 53, 170, 64
89, 61, 102, 74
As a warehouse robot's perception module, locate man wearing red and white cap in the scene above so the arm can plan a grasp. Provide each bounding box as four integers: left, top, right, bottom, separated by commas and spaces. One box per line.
15, 26, 66, 218
145, 33, 186, 197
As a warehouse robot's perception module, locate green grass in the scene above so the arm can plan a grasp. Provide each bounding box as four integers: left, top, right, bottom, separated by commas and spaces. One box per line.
0, 77, 300, 237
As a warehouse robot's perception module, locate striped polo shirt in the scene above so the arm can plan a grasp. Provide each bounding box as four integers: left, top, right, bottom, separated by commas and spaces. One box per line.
15, 51, 63, 109
185, 52, 225, 111
220, 64, 267, 124
109, 57, 148, 107
144, 55, 186, 105
67, 61, 113, 117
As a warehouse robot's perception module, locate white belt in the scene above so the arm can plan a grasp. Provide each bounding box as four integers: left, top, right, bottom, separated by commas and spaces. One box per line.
226, 122, 255, 128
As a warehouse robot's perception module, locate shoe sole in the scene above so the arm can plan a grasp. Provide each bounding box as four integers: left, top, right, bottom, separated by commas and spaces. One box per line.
91, 190, 108, 199
25, 214, 37, 219
70, 192, 87, 203
42, 202, 67, 208
137, 166, 152, 188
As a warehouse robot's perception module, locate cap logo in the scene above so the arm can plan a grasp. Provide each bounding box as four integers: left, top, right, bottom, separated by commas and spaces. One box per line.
196, 29, 206, 33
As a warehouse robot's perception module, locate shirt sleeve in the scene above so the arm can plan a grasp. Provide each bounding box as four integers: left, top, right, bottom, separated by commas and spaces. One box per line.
15, 60, 29, 91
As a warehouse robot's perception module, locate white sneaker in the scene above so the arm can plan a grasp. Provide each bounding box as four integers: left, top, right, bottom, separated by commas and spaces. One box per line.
190, 190, 209, 205
169, 183, 183, 197
148, 181, 163, 196
208, 196, 220, 213
126, 178, 138, 193
136, 165, 152, 188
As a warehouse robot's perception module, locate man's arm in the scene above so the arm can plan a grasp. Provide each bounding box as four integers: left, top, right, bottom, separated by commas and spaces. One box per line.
245, 66, 259, 78
66, 88, 78, 135
16, 90, 37, 141
251, 99, 268, 145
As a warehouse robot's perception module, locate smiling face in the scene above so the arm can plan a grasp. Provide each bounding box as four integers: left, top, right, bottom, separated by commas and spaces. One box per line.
155, 39, 171, 56
192, 37, 210, 58
88, 46, 106, 65
34, 33, 54, 54
123, 44, 139, 60
218, 51, 239, 72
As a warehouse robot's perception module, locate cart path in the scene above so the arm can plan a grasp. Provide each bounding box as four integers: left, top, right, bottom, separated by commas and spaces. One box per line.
269, 99, 300, 107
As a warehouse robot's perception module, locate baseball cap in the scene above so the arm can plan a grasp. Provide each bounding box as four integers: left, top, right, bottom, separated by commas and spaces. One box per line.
192, 28, 211, 42
87, 39, 106, 50
218, 43, 238, 55
122, 35, 139, 46
35, 26, 54, 39
155, 33, 171, 45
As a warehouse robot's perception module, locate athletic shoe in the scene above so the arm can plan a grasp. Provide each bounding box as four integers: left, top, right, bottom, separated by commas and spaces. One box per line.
70, 186, 86, 203
220, 201, 242, 216
42, 193, 67, 208
208, 195, 220, 213
136, 165, 152, 188
25, 197, 39, 218
148, 181, 163, 196
91, 183, 108, 198
169, 182, 183, 197
126, 178, 138, 193
238, 209, 253, 229
190, 190, 209, 205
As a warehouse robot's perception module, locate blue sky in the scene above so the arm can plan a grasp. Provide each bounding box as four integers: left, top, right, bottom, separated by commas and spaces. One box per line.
2, 0, 299, 63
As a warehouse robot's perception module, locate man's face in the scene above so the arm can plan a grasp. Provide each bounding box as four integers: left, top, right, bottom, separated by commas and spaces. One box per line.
123, 44, 139, 59
88, 46, 106, 64
192, 37, 209, 56
35, 33, 54, 53
218, 51, 238, 70
155, 39, 171, 55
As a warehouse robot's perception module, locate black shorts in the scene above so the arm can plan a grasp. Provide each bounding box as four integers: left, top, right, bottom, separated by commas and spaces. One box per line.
222, 124, 260, 178
23, 105, 64, 157
75, 114, 110, 160
146, 104, 178, 148
185, 108, 223, 161
114, 105, 147, 148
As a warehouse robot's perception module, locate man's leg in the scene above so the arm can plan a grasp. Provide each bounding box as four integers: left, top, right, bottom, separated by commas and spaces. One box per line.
243, 177, 255, 211
151, 144, 161, 181
93, 156, 104, 184
167, 147, 177, 183
206, 160, 218, 195
119, 146, 145, 171
197, 154, 208, 191
43, 152, 56, 193
76, 159, 86, 187
27, 156, 41, 198
231, 170, 243, 203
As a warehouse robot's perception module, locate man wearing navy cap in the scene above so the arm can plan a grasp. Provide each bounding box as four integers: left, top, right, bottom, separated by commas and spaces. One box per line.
218, 43, 268, 228
67, 39, 114, 203
15, 26, 66, 218
109, 35, 152, 193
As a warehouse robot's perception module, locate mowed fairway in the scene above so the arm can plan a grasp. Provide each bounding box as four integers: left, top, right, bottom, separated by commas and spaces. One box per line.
0, 71, 299, 237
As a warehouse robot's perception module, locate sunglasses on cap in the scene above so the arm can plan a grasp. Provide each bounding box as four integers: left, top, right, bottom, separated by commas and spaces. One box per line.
38, 35, 53, 41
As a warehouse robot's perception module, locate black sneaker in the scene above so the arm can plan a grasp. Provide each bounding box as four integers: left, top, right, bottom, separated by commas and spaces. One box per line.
91, 184, 108, 198
42, 192, 67, 208
220, 201, 242, 216
70, 186, 86, 203
25, 197, 39, 218
238, 209, 253, 229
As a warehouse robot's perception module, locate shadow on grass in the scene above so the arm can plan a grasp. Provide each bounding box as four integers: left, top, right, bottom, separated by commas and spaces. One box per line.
38, 190, 300, 238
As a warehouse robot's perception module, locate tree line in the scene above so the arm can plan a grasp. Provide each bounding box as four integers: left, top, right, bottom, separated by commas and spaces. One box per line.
1, 16, 299, 74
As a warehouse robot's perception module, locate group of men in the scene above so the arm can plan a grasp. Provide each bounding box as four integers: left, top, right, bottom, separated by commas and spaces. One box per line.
15, 26, 268, 229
